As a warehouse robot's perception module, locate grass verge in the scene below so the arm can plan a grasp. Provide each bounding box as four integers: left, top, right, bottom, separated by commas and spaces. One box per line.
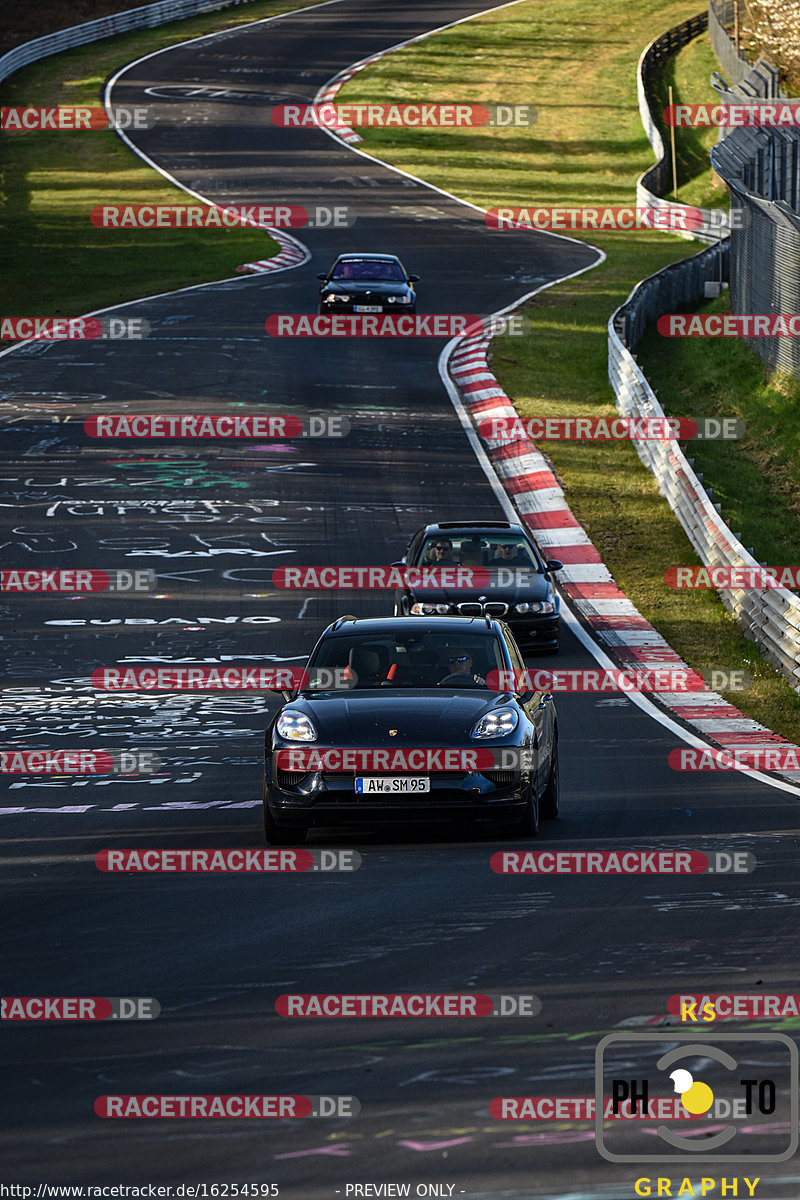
0, 0, 321, 320
334, 0, 800, 741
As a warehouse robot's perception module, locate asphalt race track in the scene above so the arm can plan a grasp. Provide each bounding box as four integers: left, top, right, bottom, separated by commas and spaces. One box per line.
2, 1, 800, 1196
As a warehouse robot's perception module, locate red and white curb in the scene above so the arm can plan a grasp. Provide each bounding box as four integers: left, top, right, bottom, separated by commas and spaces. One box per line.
316, 76, 363, 144
312, 28, 448, 143
235, 228, 309, 275
448, 326, 800, 785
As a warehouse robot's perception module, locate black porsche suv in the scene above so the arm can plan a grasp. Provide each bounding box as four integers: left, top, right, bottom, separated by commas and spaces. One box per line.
263, 614, 559, 844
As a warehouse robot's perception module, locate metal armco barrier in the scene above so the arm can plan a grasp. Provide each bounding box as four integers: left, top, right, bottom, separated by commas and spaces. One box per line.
0, 0, 257, 85
608, 241, 800, 691
637, 12, 730, 242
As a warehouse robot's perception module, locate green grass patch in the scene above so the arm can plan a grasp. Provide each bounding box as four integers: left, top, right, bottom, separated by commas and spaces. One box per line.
336, 0, 800, 740
0, 0, 321, 319
647, 33, 730, 209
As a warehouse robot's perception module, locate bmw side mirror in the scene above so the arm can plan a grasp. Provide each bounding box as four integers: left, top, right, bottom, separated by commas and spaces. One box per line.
546, 559, 563, 572
390, 560, 405, 568
316, 273, 327, 281
408, 274, 420, 282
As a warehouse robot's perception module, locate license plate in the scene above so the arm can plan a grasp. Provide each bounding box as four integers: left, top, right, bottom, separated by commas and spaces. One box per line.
355, 776, 430, 794
354, 305, 382, 313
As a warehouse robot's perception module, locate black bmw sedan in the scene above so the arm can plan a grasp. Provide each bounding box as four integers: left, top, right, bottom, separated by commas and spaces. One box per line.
317, 253, 418, 315
263, 615, 559, 844
393, 521, 563, 651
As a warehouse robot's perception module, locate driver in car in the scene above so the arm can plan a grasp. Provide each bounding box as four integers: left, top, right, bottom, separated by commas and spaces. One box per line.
423, 537, 455, 565
440, 649, 486, 687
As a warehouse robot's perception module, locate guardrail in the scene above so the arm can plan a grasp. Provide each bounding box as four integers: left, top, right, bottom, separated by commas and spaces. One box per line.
0, 0, 256, 86
637, 12, 730, 242
608, 242, 800, 690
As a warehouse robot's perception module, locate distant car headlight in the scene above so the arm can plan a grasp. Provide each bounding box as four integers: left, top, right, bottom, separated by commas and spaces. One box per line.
324, 292, 350, 303
471, 708, 519, 738
411, 602, 450, 614
276, 710, 317, 742
516, 601, 556, 614
386, 295, 413, 303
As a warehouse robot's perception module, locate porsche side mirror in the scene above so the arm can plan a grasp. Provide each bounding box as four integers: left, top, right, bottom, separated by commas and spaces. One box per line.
546, 559, 564, 572
316, 273, 327, 281
408, 274, 420, 282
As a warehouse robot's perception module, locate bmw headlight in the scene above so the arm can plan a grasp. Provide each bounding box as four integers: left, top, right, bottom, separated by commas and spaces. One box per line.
386, 295, 412, 304
325, 293, 350, 303
516, 600, 556, 614
411, 602, 450, 614
471, 708, 519, 738
276, 709, 317, 742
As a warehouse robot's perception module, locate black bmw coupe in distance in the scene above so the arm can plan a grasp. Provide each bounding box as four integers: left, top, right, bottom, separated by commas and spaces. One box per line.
263, 615, 559, 844
393, 521, 563, 651
317, 253, 419, 315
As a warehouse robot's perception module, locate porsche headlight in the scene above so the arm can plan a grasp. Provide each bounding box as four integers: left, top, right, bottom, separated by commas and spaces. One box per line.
276, 709, 317, 742
471, 708, 519, 738
411, 602, 450, 614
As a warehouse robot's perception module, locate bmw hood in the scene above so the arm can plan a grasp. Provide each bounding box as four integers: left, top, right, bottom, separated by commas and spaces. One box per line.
321, 281, 412, 299
407, 571, 552, 605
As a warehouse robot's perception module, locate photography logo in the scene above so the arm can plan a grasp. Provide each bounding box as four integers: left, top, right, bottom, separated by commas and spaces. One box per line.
595, 1032, 798, 1162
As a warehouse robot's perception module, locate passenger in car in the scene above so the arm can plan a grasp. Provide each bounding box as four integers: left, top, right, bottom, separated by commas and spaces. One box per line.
489, 542, 531, 566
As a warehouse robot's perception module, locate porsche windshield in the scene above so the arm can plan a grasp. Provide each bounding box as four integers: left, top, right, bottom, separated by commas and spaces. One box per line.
304, 632, 504, 690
